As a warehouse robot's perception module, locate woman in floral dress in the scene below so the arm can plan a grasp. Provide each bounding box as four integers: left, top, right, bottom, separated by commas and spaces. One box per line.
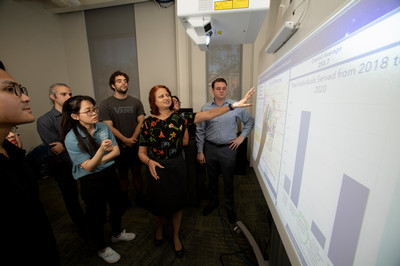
138, 85, 254, 258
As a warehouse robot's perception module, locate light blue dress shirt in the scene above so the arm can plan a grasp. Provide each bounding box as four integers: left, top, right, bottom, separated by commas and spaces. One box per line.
65, 122, 117, 180
196, 98, 254, 153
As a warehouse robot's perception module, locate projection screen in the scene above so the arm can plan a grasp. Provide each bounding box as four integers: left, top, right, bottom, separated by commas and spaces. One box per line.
252, 0, 400, 265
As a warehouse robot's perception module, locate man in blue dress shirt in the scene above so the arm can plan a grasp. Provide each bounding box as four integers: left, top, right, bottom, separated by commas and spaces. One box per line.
196, 77, 254, 223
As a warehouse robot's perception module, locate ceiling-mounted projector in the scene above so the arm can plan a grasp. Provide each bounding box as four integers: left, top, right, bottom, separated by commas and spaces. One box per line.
182, 16, 213, 50
265, 21, 299, 53
177, 0, 270, 51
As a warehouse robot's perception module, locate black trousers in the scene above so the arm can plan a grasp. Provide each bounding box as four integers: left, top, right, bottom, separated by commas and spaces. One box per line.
79, 165, 124, 250
204, 142, 237, 210
50, 159, 86, 231
115, 145, 143, 192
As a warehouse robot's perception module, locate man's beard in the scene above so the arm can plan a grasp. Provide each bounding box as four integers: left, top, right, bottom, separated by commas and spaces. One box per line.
116, 87, 128, 94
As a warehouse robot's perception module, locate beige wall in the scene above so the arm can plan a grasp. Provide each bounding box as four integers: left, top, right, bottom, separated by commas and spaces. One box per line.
135, 1, 177, 114
0, 0, 79, 150
59, 11, 94, 97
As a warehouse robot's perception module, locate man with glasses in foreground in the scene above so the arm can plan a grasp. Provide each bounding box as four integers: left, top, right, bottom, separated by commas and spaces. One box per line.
0, 63, 59, 264
37, 83, 87, 238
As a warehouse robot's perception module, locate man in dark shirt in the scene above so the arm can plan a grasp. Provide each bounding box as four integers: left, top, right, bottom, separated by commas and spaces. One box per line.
37, 83, 87, 237
99, 71, 146, 208
0, 65, 59, 264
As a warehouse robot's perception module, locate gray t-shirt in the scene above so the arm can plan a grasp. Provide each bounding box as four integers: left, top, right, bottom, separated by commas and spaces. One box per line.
99, 95, 145, 139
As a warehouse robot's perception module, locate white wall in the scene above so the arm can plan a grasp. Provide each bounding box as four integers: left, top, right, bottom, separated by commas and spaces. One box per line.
0, 0, 76, 150
59, 11, 94, 97
135, 1, 177, 114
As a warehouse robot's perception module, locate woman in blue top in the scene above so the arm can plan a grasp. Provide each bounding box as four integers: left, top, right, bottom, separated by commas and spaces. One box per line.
61, 95, 135, 264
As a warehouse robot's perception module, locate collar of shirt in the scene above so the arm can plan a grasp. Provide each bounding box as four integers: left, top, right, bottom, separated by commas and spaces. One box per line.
211, 98, 232, 107
50, 107, 62, 118
0, 139, 25, 161
76, 123, 100, 139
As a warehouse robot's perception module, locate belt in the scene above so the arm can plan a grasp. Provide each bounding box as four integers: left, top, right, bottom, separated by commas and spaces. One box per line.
206, 140, 229, 147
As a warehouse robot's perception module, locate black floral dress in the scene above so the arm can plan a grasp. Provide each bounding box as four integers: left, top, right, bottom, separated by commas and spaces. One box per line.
139, 112, 196, 216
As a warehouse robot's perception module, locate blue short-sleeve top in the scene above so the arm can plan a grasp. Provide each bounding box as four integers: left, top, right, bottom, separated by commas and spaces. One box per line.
64, 122, 117, 180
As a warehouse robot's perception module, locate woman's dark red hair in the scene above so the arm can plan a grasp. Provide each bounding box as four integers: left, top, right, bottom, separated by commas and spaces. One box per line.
149, 85, 173, 115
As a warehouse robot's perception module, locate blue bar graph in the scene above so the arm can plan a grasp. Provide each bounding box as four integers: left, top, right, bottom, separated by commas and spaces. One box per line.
311, 221, 326, 249
290, 111, 311, 207
328, 174, 369, 265
284, 175, 291, 194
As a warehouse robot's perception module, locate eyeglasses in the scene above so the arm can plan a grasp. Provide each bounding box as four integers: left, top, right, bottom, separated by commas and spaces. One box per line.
11, 84, 29, 97
173, 100, 181, 104
79, 107, 99, 116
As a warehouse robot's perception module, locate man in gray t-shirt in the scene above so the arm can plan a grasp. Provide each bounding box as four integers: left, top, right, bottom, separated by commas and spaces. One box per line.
99, 71, 146, 208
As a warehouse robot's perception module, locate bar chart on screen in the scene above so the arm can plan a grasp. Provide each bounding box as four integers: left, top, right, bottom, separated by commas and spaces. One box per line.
253, 1, 400, 264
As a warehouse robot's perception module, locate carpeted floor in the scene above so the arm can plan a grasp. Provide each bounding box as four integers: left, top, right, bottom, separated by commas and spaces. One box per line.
38, 164, 271, 266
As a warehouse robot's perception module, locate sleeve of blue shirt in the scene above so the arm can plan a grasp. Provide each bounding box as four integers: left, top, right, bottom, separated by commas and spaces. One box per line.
195, 105, 207, 153
64, 131, 91, 167
238, 108, 255, 138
